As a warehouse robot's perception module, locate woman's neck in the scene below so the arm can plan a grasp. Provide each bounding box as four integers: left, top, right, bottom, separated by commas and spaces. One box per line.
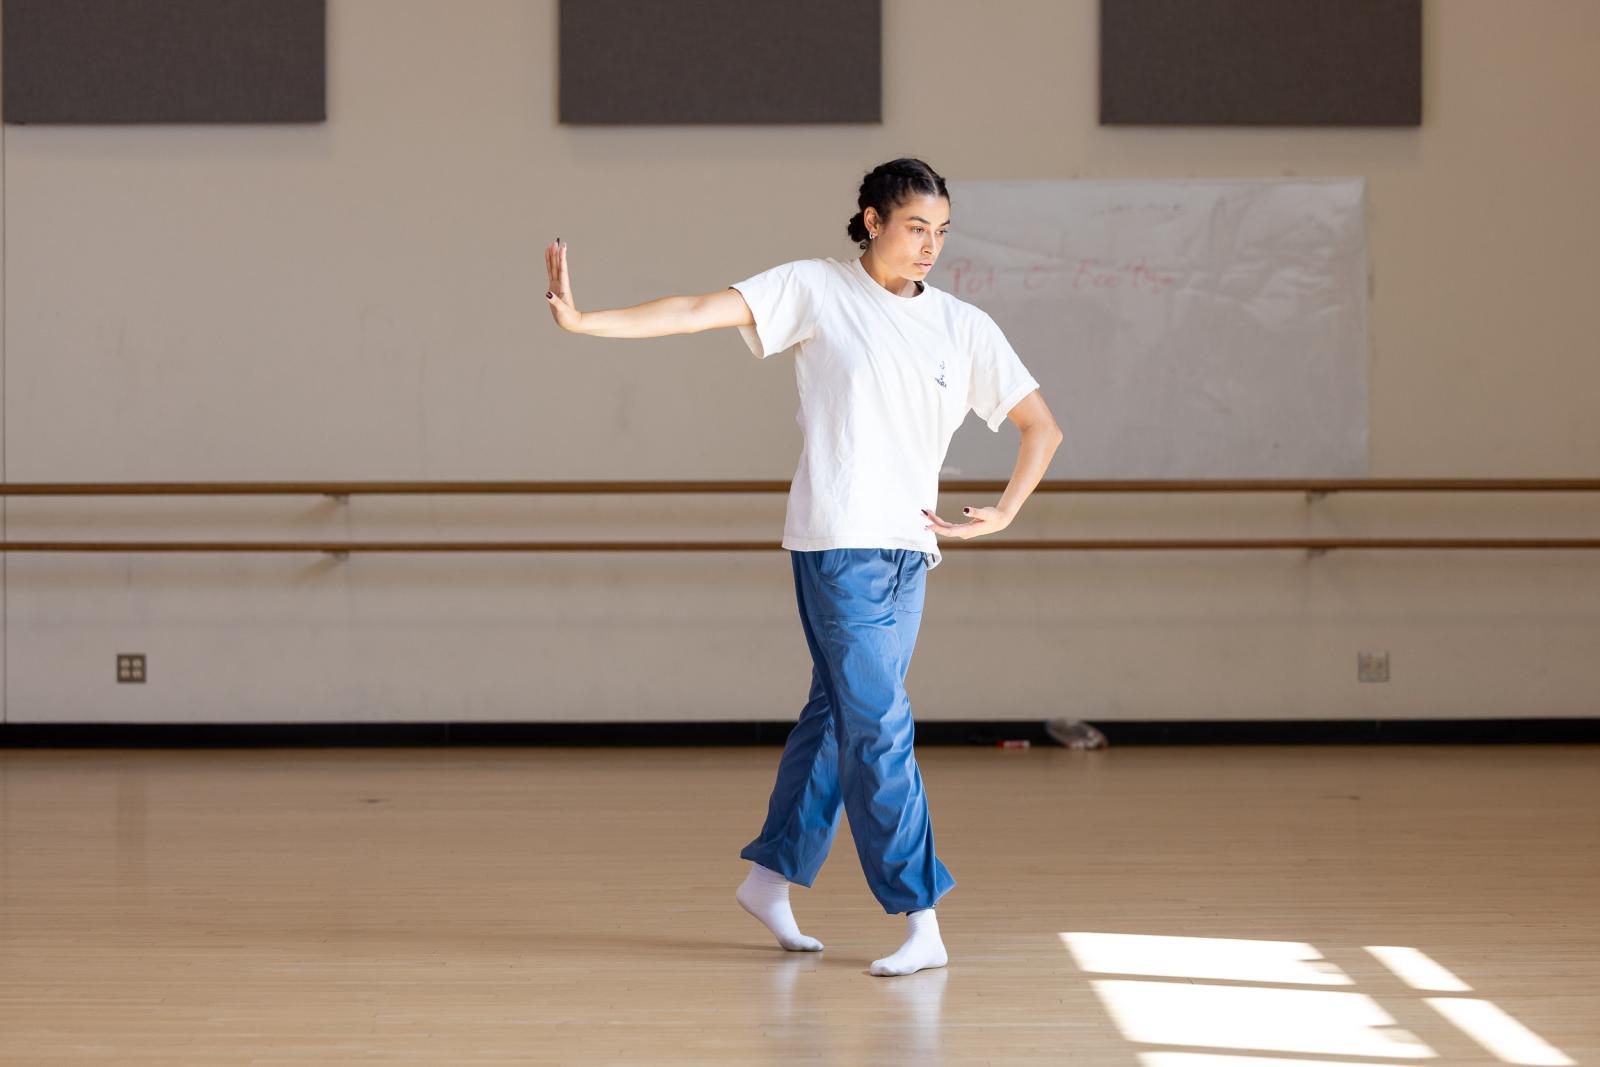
860, 253, 922, 298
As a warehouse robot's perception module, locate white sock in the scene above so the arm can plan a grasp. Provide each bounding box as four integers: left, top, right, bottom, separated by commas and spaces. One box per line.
870, 907, 948, 977
736, 863, 823, 952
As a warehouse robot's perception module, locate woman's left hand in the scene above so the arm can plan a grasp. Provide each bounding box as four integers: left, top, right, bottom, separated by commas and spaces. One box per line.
921, 506, 1011, 540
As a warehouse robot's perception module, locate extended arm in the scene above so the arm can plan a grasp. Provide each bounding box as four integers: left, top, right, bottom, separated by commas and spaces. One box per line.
543, 238, 754, 338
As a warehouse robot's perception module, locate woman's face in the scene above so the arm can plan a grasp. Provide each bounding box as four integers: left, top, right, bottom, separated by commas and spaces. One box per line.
865, 194, 950, 282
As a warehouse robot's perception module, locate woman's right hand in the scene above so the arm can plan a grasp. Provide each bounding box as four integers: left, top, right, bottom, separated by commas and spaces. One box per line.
544, 237, 584, 332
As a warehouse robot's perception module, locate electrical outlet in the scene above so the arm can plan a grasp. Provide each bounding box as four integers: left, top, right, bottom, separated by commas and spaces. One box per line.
117, 653, 146, 683
1357, 651, 1389, 683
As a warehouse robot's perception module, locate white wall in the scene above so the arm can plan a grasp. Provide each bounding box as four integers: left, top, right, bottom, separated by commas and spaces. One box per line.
3, 0, 1597, 724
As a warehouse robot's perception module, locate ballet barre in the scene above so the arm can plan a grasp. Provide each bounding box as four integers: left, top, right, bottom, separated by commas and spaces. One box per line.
1, 478, 1597, 555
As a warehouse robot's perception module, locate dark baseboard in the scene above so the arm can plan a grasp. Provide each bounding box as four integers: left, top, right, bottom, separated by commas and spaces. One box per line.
2, 718, 1598, 748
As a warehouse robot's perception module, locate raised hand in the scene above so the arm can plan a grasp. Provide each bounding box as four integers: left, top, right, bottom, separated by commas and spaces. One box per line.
544, 237, 583, 332
921, 506, 1012, 540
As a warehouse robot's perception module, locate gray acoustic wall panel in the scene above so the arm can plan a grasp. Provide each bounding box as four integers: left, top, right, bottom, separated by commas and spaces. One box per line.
560, 0, 880, 124
3, 0, 326, 124
1100, 0, 1421, 126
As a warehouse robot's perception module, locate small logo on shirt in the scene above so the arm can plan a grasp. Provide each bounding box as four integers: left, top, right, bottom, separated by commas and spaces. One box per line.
935, 360, 946, 388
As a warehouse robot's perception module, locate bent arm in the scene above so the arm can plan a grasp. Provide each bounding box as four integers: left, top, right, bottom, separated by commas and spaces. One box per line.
995, 390, 1063, 519
578, 288, 755, 339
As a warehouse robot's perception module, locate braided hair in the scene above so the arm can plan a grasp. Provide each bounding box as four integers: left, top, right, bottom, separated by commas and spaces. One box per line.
845, 158, 949, 250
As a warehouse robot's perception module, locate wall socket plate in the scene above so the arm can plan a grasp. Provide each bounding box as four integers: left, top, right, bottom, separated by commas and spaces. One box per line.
117, 653, 146, 683
1357, 651, 1389, 683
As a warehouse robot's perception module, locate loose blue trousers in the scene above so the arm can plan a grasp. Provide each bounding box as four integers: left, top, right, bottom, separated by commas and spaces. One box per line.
740, 548, 956, 914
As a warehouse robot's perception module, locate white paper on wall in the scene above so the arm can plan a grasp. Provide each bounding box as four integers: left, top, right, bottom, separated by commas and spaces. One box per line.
939, 178, 1370, 478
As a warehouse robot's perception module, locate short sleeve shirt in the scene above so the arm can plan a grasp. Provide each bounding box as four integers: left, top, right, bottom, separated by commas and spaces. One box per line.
729, 255, 1041, 570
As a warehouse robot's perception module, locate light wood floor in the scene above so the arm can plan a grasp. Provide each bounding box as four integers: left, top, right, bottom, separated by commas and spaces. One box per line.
1, 743, 1596, 1065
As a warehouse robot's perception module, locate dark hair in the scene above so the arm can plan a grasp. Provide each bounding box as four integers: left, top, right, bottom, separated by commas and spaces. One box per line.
846, 158, 949, 249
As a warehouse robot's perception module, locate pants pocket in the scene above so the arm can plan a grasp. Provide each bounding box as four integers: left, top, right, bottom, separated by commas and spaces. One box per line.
893, 552, 927, 614
805, 549, 899, 620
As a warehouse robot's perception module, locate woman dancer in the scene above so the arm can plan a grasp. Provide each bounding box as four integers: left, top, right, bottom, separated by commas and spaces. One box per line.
544, 158, 1062, 976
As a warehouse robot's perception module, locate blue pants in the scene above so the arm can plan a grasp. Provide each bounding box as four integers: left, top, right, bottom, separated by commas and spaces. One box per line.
740, 548, 956, 914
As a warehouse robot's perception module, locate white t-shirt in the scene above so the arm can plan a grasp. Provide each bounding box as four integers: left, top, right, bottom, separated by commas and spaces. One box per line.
729, 255, 1041, 571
